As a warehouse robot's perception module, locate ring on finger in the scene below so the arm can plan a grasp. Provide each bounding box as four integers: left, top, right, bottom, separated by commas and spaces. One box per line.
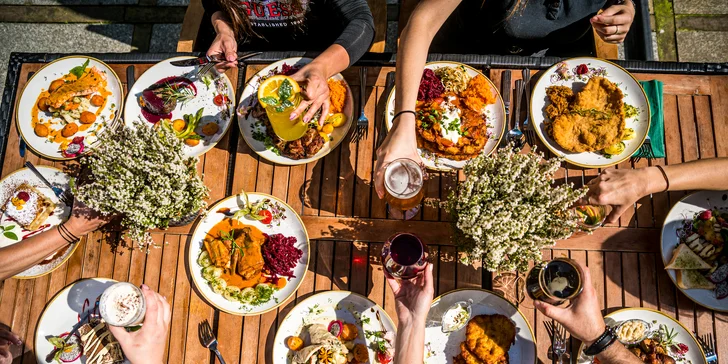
612, 25, 620, 35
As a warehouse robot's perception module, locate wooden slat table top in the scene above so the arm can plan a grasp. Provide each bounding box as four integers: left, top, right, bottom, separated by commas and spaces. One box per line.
1, 61, 726, 364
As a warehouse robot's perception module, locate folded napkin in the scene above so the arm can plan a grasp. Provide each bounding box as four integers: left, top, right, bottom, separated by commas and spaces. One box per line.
633, 80, 665, 158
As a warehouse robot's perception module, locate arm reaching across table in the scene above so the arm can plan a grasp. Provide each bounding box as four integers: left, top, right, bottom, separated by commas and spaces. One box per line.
386, 263, 434, 364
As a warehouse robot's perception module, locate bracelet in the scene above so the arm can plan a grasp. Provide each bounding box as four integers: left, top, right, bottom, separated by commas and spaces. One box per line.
655, 165, 670, 192
58, 224, 80, 244
392, 110, 416, 122
583, 326, 617, 356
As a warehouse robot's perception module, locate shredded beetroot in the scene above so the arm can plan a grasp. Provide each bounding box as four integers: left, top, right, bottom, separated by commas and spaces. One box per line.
262, 233, 303, 279
417, 69, 444, 102
280, 63, 301, 76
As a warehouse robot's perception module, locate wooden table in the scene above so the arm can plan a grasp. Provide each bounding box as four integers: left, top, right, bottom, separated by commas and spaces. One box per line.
0, 54, 726, 364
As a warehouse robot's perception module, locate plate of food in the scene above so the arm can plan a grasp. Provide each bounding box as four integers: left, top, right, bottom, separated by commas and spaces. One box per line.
123, 56, 235, 158
15, 56, 123, 160
273, 290, 396, 364
385, 62, 506, 171
423, 288, 536, 364
237, 57, 354, 165
661, 190, 728, 312
577, 308, 705, 364
530, 57, 650, 168
34, 277, 131, 364
188, 192, 309, 315
0, 166, 73, 278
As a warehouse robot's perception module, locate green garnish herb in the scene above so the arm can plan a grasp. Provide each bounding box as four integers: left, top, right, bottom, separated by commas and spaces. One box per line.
69, 59, 90, 79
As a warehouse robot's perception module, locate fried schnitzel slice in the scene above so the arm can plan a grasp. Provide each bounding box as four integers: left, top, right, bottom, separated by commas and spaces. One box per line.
546, 77, 626, 153
454, 342, 486, 364
463, 314, 516, 364
545, 86, 573, 119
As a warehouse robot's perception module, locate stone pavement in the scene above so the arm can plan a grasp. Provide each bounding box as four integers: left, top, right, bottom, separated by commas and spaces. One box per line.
0, 0, 726, 96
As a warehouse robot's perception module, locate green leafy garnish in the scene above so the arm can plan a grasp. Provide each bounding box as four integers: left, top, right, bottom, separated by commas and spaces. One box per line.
69, 59, 90, 79
260, 96, 279, 106
278, 79, 293, 100
232, 191, 268, 221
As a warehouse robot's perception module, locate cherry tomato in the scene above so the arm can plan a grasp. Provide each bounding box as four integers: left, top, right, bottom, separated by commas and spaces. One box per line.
377, 352, 392, 364
213, 94, 229, 106
259, 209, 272, 225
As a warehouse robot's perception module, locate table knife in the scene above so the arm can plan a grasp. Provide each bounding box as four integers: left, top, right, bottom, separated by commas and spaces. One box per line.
126, 65, 135, 92
499, 70, 512, 147
170, 52, 261, 67
25, 161, 64, 200
376, 71, 396, 148
19, 72, 35, 158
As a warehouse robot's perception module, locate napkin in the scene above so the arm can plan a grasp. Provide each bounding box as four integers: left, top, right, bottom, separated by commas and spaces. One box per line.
632, 80, 665, 159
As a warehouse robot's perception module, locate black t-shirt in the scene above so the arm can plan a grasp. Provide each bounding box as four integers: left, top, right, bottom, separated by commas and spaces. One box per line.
431, 0, 608, 56
201, 0, 374, 66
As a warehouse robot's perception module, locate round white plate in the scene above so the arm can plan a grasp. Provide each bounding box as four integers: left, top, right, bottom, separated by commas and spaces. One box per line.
272, 290, 397, 364
123, 56, 235, 158
34, 278, 131, 364
530, 57, 650, 168
16, 56, 123, 160
423, 289, 536, 364
661, 190, 728, 312
237, 57, 354, 166
385, 61, 506, 171
0, 166, 73, 279
577, 308, 706, 364
188, 193, 309, 315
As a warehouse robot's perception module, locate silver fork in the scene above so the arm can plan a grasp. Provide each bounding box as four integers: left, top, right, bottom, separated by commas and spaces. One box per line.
24, 161, 72, 206
354, 66, 369, 142
196, 62, 215, 79
521, 68, 537, 147
546, 321, 567, 364
696, 332, 718, 364
199, 319, 226, 364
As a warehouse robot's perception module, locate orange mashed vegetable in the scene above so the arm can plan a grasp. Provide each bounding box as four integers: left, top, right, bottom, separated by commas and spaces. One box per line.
327, 79, 346, 114
460, 75, 496, 113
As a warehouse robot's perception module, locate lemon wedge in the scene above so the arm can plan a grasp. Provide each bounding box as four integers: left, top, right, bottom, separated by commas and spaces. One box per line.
327, 113, 347, 128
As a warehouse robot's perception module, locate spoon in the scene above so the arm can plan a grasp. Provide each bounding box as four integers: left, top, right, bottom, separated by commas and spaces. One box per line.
506, 79, 525, 151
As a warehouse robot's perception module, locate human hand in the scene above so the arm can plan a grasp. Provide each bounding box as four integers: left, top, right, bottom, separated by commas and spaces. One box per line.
578, 167, 665, 224
374, 114, 422, 199
534, 262, 606, 346
385, 263, 434, 325
290, 62, 331, 125
0, 326, 21, 364
108, 285, 170, 364
207, 31, 238, 72
590, 3, 635, 44
64, 198, 113, 237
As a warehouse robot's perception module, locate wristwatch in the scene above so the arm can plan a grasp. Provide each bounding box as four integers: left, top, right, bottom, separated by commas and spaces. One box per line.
583, 326, 618, 356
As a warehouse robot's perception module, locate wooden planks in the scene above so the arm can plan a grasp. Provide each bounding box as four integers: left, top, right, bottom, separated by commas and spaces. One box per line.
0, 61, 726, 364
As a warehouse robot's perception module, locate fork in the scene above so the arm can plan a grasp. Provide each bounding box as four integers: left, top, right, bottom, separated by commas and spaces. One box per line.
199, 319, 226, 364
521, 68, 537, 147
354, 66, 369, 142
632, 135, 653, 163
696, 332, 718, 364
24, 161, 72, 206
196, 62, 215, 79
546, 321, 567, 364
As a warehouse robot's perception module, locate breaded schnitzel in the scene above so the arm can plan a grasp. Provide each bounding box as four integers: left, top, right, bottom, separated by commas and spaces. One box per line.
545, 77, 625, 153
453, 314, 516, 364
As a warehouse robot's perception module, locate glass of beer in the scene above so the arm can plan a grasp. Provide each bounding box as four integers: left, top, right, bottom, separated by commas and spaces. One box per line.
524, 257, 584, 306
382, 232, 428, 280
383, 158, 425, 220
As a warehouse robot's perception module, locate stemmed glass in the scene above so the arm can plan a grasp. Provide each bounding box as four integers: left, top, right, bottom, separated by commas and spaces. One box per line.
381, 232, 428, 280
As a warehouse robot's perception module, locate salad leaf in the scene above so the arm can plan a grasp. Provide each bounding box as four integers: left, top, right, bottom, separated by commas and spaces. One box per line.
232, 190, 267, 221
3, 232, 18, 241
69, 59, 90, 79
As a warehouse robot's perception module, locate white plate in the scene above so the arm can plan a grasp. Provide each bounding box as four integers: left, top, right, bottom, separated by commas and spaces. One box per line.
237, 57, 354, 166
530, 57, 650, 168
661, 190, 728, 312
577, 308, 706, 364
0, 166, 73, 279
272, 290, 397, 364
123, 57, 235, 158
34, 278, 131, 364
188, 193, 309, 315
423, 289, 536, 364
15, 56, 123, 160
385, 61, 506, 171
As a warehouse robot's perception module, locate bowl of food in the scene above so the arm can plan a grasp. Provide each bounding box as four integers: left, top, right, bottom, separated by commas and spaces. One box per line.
615, 319, 653, 345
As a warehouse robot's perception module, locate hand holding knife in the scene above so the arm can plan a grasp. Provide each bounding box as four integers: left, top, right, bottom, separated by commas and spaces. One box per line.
170, 52, 261, 68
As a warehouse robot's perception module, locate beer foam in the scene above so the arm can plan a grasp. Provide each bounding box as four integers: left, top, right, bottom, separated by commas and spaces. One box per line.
384, 159, 423, 199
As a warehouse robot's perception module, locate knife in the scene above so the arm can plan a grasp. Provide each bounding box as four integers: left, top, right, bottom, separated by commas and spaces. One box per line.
25, 161, 65, 200
45, 310, 92, 363
498, 70, 512, 148
126, 65, 136, 92
19, 72, 35, 158
170, 52, 261, 67
376, 71, 396, 148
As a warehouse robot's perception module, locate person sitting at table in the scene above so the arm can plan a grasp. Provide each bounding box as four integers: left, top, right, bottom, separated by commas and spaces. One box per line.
200, 0, 374, 123
581, 157, 728, 224
374, 0, 636, 196
386, 263, 434, 364
0, 200, 110, 281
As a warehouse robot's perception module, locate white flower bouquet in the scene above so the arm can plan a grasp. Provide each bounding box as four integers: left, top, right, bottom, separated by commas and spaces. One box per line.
445, 147, 586, 272
72, 121, 209, 250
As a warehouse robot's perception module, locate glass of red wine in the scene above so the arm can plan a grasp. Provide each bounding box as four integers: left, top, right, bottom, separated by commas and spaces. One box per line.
382, 232, 428, 280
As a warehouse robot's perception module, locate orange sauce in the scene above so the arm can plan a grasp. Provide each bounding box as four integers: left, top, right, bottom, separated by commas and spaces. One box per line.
205, 218, 267, 290
95, 80, 111, 116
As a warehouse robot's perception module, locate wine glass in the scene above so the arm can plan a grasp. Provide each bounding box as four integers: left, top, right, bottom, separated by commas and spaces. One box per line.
381, 232, 428, 280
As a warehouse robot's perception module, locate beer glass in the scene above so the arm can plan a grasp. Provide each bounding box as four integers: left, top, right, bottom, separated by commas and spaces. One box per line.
383, 158, 425, 220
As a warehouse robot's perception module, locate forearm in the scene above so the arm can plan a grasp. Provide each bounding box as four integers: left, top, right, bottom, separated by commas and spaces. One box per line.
211, 11, 234, 36
310, 44, 350, 79
331, 0, 374, 66
0, 227, 70, 280
394, 16, 436, 116
393, 318, 425, 364
643, 158, 728, 195
594, 342, 643, 364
